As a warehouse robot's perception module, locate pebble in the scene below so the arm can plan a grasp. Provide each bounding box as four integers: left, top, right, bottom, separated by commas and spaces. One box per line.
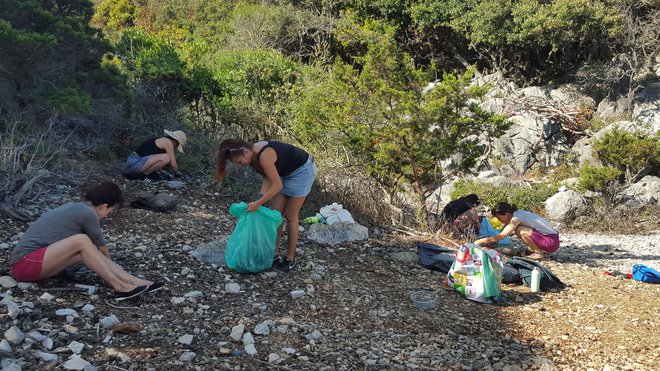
268, 353, 281, 363
99, 315, 120, 329
33, 350, 58, 362
171, 297, 185, 305
184, 291, 203, 298
68, 341, 84, 354
27, 331, 45, 342
305, 330, 323, 341
245, 344, 257, 355
1, 339, 12, 352
42, 338, 53, 350
56, 309, 79, 318
230, 324, 245, 341
7, 302, 20, 319
242, 332, 254, 345
40, 293, 54, 302
0, 276, 18, 288
253, 321, 272, 336
290, 289, 305, 299
4, 326, 25, 345
63, 355, 93, 370
178, 334, 194, 345
225, 283, 241, 294
179, 351, 196, 362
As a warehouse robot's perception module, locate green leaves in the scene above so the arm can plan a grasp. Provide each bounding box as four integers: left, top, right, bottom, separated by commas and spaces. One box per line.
289, 22, 508, 219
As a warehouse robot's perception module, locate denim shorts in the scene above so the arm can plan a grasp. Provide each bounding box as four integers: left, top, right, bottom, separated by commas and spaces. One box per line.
281, 157, 316, 197
121, 152, 149, 174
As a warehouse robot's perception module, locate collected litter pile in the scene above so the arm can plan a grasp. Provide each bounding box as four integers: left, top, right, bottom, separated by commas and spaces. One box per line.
304, 203, 369, 245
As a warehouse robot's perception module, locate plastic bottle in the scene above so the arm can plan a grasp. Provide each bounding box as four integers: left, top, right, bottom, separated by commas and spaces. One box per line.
531, 267, 541, 292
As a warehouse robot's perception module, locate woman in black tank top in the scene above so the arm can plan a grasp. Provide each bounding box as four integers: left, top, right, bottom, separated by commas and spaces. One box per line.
121, 130, 187, 181
215, 139, 317, 272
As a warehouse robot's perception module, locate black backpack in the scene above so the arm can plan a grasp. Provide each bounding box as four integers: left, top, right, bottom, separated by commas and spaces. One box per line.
504, 257, 566, 292
130, 191, 177, 212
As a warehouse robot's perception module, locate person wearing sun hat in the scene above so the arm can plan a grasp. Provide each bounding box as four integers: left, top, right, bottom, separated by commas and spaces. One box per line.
121, 129, 187, 182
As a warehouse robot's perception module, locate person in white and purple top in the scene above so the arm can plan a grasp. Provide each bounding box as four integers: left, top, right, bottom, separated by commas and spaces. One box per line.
474, 202, 559, 260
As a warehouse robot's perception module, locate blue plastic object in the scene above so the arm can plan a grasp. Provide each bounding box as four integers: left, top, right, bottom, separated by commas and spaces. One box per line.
478, 217, 510, 245
225, 202, 283, 273
632, 264, 660, 284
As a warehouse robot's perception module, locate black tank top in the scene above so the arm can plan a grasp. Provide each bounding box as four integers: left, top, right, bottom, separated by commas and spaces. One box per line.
255, 141, 309, 177
135, 137, 165, 157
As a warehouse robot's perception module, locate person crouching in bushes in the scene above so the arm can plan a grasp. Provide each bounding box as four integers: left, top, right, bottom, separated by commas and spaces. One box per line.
9, 182, 165, 301
215, 139, 317, 272
121, 129, 187, 183
474, 202, 560, 260
438, 194, 481, 240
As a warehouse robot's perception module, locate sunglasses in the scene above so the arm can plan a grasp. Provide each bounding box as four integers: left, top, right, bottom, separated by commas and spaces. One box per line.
226, 147, 247, 157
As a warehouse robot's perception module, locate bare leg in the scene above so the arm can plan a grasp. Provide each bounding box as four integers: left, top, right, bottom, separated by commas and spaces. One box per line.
271, 193, 287, 254
515, 225, 541, 251
40, 234, 143, 292
283, 196, 306, 261
140, 154, 169, 175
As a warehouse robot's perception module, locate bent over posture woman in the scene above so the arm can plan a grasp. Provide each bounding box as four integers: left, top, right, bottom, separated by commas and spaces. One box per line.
9, 182, 164, 300
474, 202, 560, 260
216, 139, 316, 272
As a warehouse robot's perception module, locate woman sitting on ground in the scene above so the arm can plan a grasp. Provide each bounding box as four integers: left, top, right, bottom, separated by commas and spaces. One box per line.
9, 182, 164, 301
439, 194, 481, 239
474, 202, 559, 260
121, 129, 187, 182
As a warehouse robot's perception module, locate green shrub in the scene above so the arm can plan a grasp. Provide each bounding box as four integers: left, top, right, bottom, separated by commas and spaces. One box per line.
91, 145, 116, 161
577, 164, 621, 192
46, 87, 92, 115
594, 128, 660, 177
451, 180, 557, 213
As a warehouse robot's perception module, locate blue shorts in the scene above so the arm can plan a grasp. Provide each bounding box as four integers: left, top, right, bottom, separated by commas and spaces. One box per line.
281, 157, 316, 197
121, 152, 150, 175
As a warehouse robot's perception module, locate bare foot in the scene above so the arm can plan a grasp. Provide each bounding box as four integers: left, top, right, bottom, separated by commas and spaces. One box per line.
527, 252, 546, 261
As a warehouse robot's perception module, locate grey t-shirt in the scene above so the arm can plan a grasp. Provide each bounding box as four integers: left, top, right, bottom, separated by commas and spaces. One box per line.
10, 202, 106, 265
512, 210, 558, 236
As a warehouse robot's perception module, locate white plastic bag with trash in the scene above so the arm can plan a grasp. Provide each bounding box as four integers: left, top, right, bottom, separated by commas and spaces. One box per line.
319, 202, 355, 224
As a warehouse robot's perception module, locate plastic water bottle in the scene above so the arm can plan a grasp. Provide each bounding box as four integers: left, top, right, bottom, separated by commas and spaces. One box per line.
531, 267, 541, 292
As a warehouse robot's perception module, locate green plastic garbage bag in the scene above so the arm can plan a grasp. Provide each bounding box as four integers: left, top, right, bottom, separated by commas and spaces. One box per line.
225, 202, 283, 273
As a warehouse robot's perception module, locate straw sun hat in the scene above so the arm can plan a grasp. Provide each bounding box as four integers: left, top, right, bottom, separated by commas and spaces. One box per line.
163, 130, 187, 153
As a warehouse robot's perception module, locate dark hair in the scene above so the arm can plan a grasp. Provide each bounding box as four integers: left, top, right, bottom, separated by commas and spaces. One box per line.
463, 194, 480, 205
215, 138, 249, 182
491, 202, 517, 216
84, 182, 123, 207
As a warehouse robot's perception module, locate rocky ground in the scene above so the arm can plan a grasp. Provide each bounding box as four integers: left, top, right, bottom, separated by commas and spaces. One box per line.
1, 172, 659, 371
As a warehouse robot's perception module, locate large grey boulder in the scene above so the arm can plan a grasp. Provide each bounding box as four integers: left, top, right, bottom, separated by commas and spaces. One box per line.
191, 237, 228, 265
306, 222, 368, 245
549, 84, 595, 111
595, 95, 630, 120
493, 112, 570, 173
632, 82, 660, 134
616, 176, 660, 208
544, 190, 589, 222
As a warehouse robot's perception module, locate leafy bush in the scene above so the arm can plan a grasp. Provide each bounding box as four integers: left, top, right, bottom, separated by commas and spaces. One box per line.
577, 164, 621, 192
452, 180, 557, 213
46, 87, 92, 115
594, 128, 660, 177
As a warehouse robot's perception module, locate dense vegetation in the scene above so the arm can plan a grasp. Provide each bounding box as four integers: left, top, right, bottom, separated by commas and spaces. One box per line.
1, 0, 658, 224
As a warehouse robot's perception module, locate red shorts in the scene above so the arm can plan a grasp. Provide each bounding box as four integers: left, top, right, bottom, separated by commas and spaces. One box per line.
11, 246, 48, 282
530, 230, 560, 253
